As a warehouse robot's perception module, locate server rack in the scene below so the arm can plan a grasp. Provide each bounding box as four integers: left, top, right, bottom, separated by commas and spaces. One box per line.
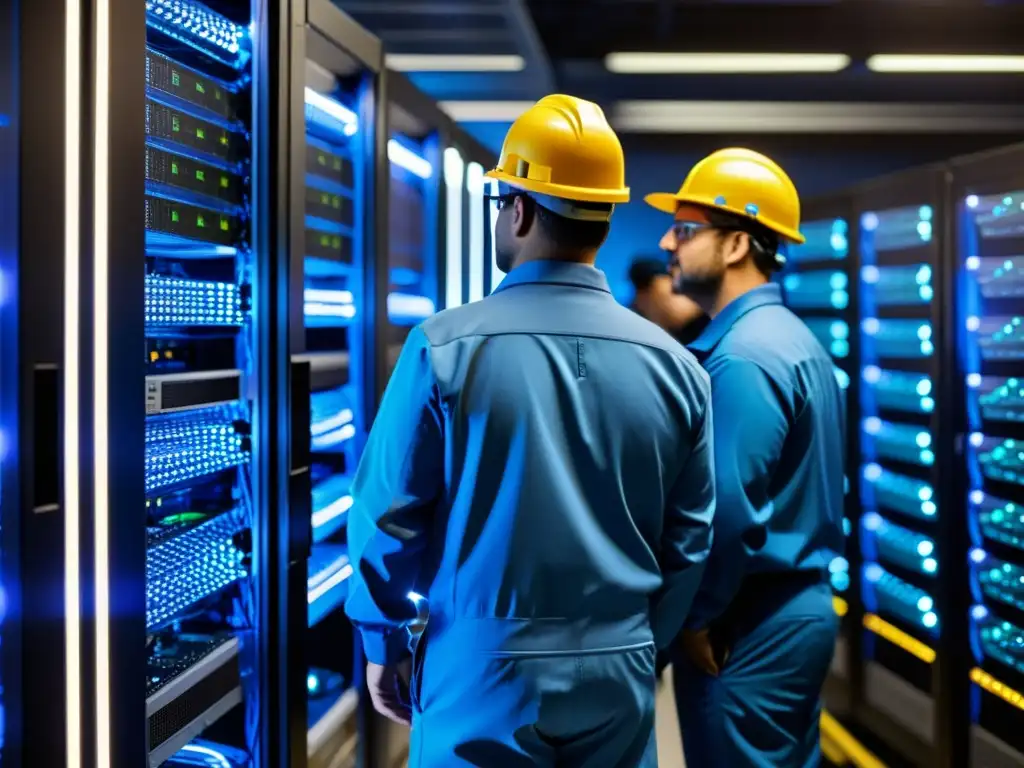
849, 166, 961, 767
285, 2, 385, 767
949, 144, 1024, 766
444, 124, 494, 307
381, 71, 445, 384
90, 0, 285, 765
780, 195, 860, 684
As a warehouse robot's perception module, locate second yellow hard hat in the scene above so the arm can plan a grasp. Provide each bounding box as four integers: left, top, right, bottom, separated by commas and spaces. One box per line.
645, 148, 805, 244
486, 94, 630, 206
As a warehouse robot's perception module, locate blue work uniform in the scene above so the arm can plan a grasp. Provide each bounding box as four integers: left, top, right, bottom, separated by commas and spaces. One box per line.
671, 283, 845, 768
345, 260, 716, 767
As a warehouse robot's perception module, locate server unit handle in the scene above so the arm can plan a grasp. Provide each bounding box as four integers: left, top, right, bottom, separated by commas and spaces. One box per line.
32, 364, 60, 514
289, 358, 313, 563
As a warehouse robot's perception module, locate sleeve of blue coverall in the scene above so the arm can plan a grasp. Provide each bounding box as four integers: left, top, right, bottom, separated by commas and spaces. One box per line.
344, 326, 444, 666
651, 392, 716, 650
685, 354, 788, 630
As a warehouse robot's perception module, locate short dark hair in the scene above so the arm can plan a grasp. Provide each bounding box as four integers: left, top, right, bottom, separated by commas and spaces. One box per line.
524, 195, 611, 253
704, 208, 782, 277
628, 258, 668, 291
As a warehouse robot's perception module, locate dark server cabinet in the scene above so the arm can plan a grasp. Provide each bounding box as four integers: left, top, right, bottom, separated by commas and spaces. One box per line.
949, 144, 1024, 767
284, 2, 384, 766
93, 0, 285, 765
849, 167, 963, 767
780, 195, 860, 683
381, 71, 446, 386
1, 0, 78, 764
447, 125, 496, 307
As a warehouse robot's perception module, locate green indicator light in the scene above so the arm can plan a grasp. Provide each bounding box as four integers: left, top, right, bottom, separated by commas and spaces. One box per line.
215, 89, 222, 101
220, 176, 229, 189
172, 116, 180, 133
320, 192, 329, 205
197, 128, 205, 140
317, 154, 326, 166
197, 215, 206, 228
171, 209, 179, 223
220, 134, 228, 146
196, 170, 205, 182
220, 217, 229, 232
171, 162, 178, 175
320, 235, 330, 247
196, 82, 205, 94
332, 158, 342, 171
332, 196, 341, 209
171, 71, 180, 87
331, 236, 341, 249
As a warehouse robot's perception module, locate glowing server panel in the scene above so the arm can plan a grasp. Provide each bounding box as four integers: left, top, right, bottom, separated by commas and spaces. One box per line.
956, 163, 1024, 759
142, 2, 260, 764
384, 78, 443, 377
856, 178, 944, 749
783, 208, 855, 613
297, 9, 382, 762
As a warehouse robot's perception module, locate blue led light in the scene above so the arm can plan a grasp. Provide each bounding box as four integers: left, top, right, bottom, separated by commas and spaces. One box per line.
308, 546, 353, 625
310, 387, 356, 452
304, 88, 358, 138
145, 405, 249, 493
388, 292, 436, 324
862, 418, 934, 467
312, 474, 354, 541
861, 317, 934, 358
146, 275, 244, 327
782, 270, 849, 310
861, 463, 937, 522
146, 509, 248, 629
145, 0, 250, 69
389, 140, 433, 180
861, 512, 938, 576
862, 562, 939, 633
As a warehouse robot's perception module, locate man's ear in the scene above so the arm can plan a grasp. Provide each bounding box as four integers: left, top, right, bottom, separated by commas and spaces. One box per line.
511, 195, 530, 238
722, 231, 750, 268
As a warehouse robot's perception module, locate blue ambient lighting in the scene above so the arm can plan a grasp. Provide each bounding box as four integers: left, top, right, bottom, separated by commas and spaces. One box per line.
389, 140, 433, 180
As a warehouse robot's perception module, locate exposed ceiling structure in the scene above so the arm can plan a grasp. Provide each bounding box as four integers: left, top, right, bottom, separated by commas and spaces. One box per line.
333, 0, 1024, 147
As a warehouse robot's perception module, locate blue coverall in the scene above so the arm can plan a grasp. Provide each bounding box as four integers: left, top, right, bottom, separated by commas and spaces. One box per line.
672, 283, 845, 768
346, 260, 716, 767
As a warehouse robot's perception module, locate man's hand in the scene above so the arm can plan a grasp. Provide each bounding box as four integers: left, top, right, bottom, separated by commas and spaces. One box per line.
681, 628, 726, 677
366, 659, 413, 725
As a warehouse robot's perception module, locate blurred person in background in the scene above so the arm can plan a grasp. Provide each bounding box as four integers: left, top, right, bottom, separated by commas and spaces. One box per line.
647, 148, 845, 768
628, 256, 709, 344
345, 94, 716, 767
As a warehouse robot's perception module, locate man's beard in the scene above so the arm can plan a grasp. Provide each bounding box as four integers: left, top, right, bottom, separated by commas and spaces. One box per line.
672, 268, 722, 301
495, 243, 515, 275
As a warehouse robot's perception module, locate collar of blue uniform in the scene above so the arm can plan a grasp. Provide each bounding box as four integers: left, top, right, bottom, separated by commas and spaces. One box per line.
688, 282, 784, 356
493, 260, 612, 294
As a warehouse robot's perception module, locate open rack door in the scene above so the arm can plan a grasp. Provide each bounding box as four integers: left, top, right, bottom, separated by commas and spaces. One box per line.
780, 196, 860, 688
1, 0, 80, 763
950, 144, 1024, 766
288, 2, 385, 767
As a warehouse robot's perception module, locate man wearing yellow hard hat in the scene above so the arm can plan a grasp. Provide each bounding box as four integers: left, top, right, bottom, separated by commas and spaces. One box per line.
346, 95, 715, 766
647, 149, 845, 767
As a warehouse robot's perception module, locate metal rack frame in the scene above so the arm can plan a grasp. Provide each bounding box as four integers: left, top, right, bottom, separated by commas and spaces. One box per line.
284, 2, 386, 767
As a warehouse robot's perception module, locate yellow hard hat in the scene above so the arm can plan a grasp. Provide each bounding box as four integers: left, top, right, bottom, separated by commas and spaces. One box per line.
644, 148, 804, 244
486, 95, 630, 210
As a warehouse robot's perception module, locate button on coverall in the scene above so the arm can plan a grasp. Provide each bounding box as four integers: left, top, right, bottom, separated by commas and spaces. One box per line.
346, 260, 716, 767
673, 283, 846, 768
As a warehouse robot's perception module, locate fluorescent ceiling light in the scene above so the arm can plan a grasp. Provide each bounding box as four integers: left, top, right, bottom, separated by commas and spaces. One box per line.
867, 54, 1024, 73
605, 52, 850, 74
612, 100, 1024, 134
440, 100, 534, 122
387, 54, 526, 72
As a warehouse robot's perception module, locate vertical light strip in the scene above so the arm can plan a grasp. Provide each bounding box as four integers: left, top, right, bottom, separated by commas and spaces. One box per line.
443, 147, 465, 309
64, 0, 82, 765
488, 178, 501, 294
466, 163, 485, 303
93, 0, 112, 764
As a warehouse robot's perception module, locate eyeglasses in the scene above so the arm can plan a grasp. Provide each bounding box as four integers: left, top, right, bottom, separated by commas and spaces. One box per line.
485, 193, 518, 211
670, 220, 717, 243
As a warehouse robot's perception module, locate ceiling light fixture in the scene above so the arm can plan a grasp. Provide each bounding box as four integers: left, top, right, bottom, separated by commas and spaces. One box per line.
604, 52, 851, 74
386, 54, 526, 73
611, 101, 1024, 134
439, 101, 535, 122
867, 54, 1024, 73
